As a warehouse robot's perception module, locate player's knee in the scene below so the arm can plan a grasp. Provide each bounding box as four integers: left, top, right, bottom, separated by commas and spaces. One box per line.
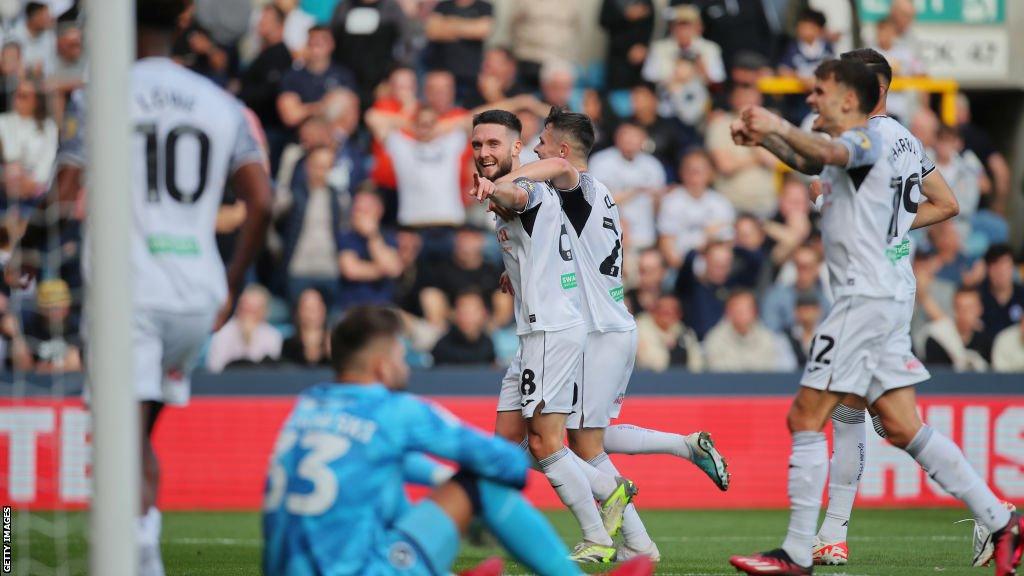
786, 403, 818, 433
527, 431, 559, 460
883, 419, 921, 449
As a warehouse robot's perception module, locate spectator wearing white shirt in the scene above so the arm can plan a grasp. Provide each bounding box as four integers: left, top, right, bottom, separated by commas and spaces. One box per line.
991, 318, 1024, 373
589, 121, 666, 252
0, 77, 57, 199
642, 5, 725, 87
10, 2, 55, 76
206, 285, 283, 373
657, 149, 733, 270
277, 0, 316, 55
704, 290, 793, 372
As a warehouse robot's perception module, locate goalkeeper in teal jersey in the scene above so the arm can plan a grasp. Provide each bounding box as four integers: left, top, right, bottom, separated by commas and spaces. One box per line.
262, 305, 651, 576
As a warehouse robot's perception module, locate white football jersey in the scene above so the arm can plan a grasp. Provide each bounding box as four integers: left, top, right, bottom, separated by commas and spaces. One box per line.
495, 178, 584, 335
818, 124, 923, 301
58, 58, 264, 313
557, 172, 635, 333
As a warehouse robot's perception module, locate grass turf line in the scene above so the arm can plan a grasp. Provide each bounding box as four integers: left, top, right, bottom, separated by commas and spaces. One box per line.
14, 508, 987, 575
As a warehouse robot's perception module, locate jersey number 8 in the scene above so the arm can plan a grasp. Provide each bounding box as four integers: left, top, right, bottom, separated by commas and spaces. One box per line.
136, 123, 212, 204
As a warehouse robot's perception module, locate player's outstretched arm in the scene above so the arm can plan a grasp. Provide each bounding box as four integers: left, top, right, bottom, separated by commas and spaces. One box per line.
471, 173, 529, 212
496, 157, 580, 192
911, 170, 959, 230
743, 106, 850, 169
401, 396, 529, 489
220, 163, 272, 327
759, 134, 824, 175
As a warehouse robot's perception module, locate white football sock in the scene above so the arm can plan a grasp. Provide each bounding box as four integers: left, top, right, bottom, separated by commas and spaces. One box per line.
588, 452, 654, 551
603, 424, 693, 460
781, 431, 828, 568
819, 406, 865, 543
905, 425, 1011, 532
871, 413, 887, 438
570, 451, 617, 500
538, 447, 612, 546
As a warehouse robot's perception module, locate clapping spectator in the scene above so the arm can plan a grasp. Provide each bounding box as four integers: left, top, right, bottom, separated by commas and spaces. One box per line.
0, 77, 57, 200
991, 317, 1024, 373
625, 248, 667, 316
337, 188, 403, 311
599, 0, 654, 91
763, 175, 813, 267
979, 245, 1024, 339
761, 245, 829, 333
589, 122, 666, 252
674, 241, 759, 340
635, 293, 703, 372
643, 5, 725, 87
778, 9, 833, 82
330, 0, 409, 104
924, 287, 992, 370
239, 5, 293, 167
281, 288, 330, 367
11, 2, 55, 76
172, 3, 230, 84
10, 279, 82, 374
657, 149, 733, 269
431, 289, 495, 366
425, 0, 493, 102
705, 83, 779, 217
276, 25, 356, 131
704, 290, 791, 372
207, 284, 283, 373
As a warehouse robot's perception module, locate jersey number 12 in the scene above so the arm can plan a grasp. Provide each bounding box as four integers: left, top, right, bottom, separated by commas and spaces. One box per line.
136, 123, 212, 204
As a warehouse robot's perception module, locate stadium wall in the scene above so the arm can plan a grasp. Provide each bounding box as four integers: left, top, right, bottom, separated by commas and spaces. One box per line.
1, 370, 1021, 511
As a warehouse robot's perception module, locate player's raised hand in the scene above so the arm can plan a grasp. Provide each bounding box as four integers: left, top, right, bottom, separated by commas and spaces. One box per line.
730, 117, 759, 146
741, 106, 785, 137
487, 201, 515, 222
471, 173, 496, 203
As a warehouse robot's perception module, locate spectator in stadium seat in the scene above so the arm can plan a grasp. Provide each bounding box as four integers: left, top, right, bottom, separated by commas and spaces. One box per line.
281, 288, 330, 367
275, 0, 316, 55
625, 248, 667, 317
467, 47, 529, 109
0, 77, 57, 200
599, 0, 654, 91
330, 0, 409, 104
277, 146, 347, 308
704, 290, 790, 372
418, 226, 511, 331
431, 289, 496, 366
276, 25, 356, 131
705, 83, 779, 218
763, 175, 814, 268
778, 8, 833, 82
0, 42, 23, 113
425, 0, 493, 102
783, 293, 822, 368
674, 241, 758, 341
538, 60, 576, 111
657, 149, 734, 269
928, 219, 982, 286
589, 122, 665, 253
206, 284, 283, 373
239, 5, 294, 170
48, 23, 84, 100
630, 84, 686, 178
392, 228, 426, 315
502, 0, 581, 90
760, 245, 829, 333
642, 5, 725, 87
911, 249, 956, 355
365, 104, 467, 233
695, 0, 778, 73
336, 188, 403, 311
956, 93, 1012, 216
171, 3, 230, 84
923, 287, 992, 370
978, 245, 1024, 340
635, 293, 703, 373
367, 66, 418, 196
10, 278, 82, 374
652, 54, 710, 135
991, 317, 1024, 373
871, 16, 923, 78
11, 2, 55, 76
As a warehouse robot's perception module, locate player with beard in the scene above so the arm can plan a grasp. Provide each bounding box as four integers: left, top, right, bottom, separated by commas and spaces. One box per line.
470, 109, 636, 563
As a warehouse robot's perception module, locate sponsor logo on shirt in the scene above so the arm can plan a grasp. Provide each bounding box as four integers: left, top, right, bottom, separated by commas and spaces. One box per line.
147, 235, 200, 256
560, 273, 578, 290
609, 286, 624, 302
885, 238, 911, 264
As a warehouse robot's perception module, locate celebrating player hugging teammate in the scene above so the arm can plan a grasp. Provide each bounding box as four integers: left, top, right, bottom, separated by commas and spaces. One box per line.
726, 57, 1023, 576
470, 107, 731, 564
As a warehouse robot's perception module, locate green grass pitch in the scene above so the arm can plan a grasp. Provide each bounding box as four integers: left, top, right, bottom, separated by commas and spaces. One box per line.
15, 508, 989, 575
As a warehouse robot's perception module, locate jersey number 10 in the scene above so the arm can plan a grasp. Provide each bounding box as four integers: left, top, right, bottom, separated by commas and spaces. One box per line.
136, 123, 212, 204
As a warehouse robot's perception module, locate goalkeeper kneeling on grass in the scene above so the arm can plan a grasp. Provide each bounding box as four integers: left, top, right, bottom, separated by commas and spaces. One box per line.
261, 305, 652, 576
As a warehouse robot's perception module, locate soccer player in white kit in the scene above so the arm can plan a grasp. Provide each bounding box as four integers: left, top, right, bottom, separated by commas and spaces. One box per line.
496, 107, 732, 562
470, 110, 636, 564
727, 59, 1022, 575
9, 2, 273, 574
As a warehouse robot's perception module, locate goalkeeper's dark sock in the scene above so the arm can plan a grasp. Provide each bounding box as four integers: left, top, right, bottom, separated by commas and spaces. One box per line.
476, 478, 582, 576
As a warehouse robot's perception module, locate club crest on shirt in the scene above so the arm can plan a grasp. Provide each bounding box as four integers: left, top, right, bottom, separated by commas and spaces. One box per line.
388, 541, 417, 569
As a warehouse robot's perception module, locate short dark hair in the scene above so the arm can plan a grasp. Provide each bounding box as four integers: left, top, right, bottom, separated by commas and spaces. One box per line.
814, 59, 880, 114
954, 286, 981, 301
984, 243, 1014, 265
264, 4, 287, 25
25, 2, 47, 18
841, 48, 893, 88
309, 24, 332, 36
472, 109, 522, 136
544, 106, 596, 157
727, 289, 758, 308
797, 8, 827, 28
136, 0, 185, 31
330, 305, 403, 374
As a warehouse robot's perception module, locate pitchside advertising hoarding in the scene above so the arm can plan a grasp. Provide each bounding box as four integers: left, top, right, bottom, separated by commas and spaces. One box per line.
1, 396, 1021, 510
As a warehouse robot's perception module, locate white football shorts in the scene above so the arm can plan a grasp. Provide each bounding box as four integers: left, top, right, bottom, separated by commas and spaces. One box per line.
495, 324, 586, 418
567, 328, 637, 430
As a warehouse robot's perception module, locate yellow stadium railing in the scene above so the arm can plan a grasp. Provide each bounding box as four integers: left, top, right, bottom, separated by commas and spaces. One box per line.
756, 76, 959, 125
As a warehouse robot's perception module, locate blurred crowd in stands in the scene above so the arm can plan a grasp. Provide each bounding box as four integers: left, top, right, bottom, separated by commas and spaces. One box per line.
0, 0, 1021, 375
